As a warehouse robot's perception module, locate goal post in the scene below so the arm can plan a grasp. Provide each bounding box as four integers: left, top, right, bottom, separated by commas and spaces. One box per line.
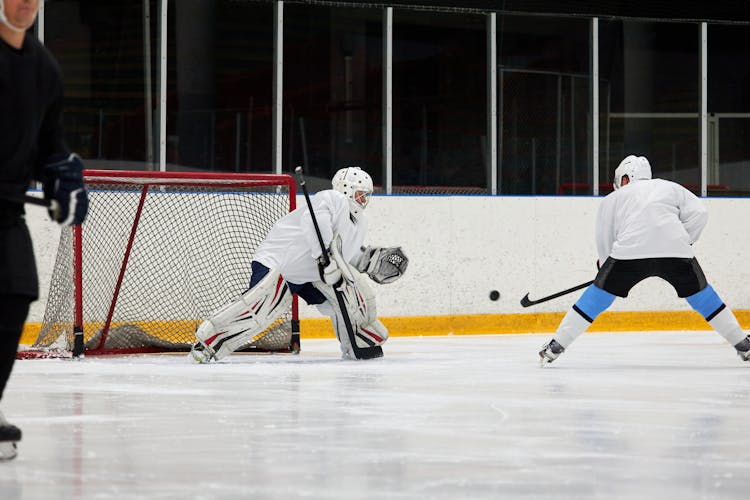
21, 170, 299, 358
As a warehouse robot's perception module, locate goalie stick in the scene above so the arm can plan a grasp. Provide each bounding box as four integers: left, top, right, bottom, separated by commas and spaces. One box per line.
294, 166, 383, 360
520, 280, 594, 307
0, 192, 60, 217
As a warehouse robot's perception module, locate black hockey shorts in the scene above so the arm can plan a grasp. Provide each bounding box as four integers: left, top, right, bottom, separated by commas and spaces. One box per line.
594, 257, 708, 298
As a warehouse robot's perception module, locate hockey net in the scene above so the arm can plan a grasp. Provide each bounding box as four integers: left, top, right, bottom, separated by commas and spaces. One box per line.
20, 170, 298, 358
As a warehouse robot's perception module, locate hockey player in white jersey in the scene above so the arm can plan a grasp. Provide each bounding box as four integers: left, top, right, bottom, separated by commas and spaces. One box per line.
189, 166, 408, 362
539, 155, 750, 364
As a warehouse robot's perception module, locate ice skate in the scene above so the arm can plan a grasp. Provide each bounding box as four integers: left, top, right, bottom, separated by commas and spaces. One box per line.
539, 339, 565, 365
188, 341, 215, 364
734, 336, 750, 362
0, 411, 21, 461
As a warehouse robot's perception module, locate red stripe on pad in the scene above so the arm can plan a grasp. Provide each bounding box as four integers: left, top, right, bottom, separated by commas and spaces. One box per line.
204, 331, 226, 345
272, 276, 284, 301
360, 327, 383, 343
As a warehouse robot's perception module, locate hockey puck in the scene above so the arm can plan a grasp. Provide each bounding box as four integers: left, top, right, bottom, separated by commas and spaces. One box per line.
489, 290, 500, 301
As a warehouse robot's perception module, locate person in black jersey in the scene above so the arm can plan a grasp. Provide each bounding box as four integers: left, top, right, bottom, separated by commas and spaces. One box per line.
0, 0, 88, 461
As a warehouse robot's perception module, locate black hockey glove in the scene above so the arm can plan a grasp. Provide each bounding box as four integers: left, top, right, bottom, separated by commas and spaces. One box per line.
43, 153, 89, 226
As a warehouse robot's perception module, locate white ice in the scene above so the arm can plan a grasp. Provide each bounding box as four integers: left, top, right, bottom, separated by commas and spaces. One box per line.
2, 331, 750, 500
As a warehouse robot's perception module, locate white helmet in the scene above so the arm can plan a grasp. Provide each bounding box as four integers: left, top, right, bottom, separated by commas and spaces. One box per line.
0, 1, 36, 33
613, 155, 652, 190
332, 166, 373, 219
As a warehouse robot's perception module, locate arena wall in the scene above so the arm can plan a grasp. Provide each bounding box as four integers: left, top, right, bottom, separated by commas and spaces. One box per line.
22, 194, 750, 339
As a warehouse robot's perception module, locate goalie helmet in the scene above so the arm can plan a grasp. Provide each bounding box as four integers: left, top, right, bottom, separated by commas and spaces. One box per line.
613, 155, 652, 190
332, 166, 373, 219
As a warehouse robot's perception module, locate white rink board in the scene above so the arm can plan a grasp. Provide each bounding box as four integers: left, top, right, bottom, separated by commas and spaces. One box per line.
24, 194, 750, 322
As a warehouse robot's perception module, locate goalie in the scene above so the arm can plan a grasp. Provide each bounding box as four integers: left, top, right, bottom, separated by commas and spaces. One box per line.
189, 167, 408, 362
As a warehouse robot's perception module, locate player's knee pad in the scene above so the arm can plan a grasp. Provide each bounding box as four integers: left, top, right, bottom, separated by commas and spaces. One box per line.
195, 267, 291, 361
573, 284, 616, 322
685, 285, 725, 320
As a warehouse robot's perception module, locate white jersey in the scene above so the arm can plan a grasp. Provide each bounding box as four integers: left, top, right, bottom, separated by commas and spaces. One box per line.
595, 178, 708, 263
253, 189, 368, 284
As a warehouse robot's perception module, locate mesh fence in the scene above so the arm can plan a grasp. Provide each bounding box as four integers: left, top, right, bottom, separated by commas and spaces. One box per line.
33, 172, 294, 354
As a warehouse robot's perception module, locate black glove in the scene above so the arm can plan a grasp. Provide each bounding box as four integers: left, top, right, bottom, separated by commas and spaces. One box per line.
43, 153, 89, 226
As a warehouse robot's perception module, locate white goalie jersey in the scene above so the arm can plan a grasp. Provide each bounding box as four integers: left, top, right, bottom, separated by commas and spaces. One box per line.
253, 190, 368, 284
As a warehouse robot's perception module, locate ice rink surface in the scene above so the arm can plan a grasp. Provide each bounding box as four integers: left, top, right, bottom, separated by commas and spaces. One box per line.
1, 331, 750, 500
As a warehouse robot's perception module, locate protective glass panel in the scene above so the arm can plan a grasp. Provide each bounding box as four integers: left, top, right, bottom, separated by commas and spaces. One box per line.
284, 4, 383, 190
44, 0, 159, 169
392, 10, 486, 194
708, 24, 750, 197
496, 14, 591, 195
598, 20, 700, 194
166, 0, 274, 172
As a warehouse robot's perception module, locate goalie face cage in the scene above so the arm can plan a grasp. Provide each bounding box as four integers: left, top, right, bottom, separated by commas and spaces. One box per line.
21, 170, 298, 358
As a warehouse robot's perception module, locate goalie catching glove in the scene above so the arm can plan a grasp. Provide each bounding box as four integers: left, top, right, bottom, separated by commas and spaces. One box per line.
355, 246, 408, 284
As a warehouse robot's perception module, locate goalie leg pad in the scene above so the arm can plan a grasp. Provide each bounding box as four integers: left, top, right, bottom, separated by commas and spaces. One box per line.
316, 273, 377, 328
356, 319, 389, 348
326, 304, 389, 359
328, 310, 355, 359
192, 268, 291, 362
318, 234, 387, 358
317, 278, 388, 356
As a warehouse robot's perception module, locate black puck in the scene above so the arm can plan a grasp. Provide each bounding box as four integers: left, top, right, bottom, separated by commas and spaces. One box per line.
489, 290, 500, 301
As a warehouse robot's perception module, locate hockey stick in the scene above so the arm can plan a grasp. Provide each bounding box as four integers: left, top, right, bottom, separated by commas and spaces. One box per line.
0, 193, 60, 219
294, 166, 383, 360
520, 280, 594, 307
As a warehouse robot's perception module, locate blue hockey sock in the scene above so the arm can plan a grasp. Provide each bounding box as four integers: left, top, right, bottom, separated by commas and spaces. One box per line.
572, 284, 616, 322
685, 285, 724, 321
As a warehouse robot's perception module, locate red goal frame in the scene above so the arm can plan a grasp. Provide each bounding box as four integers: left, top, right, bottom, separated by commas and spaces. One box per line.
21, 169, 299, 358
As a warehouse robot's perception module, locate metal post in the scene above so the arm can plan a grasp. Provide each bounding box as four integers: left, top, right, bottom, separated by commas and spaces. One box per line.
272, 2, 284, 174
383, 7, 393, 194
487, 13, 497, 195
556, 75, 561, 192
591, 18, 599, 195
158, 0, 168, 172
700, 22, 708, 196
144, 0, 154, 170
